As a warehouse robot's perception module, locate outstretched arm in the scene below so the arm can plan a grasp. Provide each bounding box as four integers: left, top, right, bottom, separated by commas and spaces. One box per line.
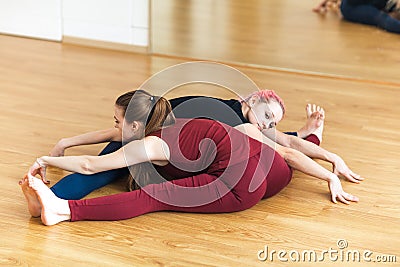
262, 129, 363, 183
278, 147, 358, 204
49, 128, 122, 156
235, 124, 360, 204
30, 136, 169, 177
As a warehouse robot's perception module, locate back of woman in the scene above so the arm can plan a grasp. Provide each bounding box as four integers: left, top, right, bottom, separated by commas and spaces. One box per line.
149, 118, 267, 180
148, 118, 292, 199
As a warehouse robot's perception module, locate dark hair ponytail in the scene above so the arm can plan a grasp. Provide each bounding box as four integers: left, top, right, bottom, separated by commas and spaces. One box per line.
115, 89, 175, 191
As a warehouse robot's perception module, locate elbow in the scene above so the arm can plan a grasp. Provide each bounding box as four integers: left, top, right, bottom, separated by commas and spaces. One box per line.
285, 135, 296, 148
278, 134, 293, 148
81, 158, 96, 175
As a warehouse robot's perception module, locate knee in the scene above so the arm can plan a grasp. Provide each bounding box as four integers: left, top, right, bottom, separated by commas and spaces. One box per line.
232, 190, 265, 212
237, 197, 262, 211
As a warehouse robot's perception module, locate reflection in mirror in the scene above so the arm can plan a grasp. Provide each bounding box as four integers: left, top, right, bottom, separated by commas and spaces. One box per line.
151, 0, 400, 84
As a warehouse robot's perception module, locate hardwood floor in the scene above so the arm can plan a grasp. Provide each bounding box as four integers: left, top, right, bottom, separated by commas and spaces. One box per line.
0, 27, 399, 267
151, 0, 400, 85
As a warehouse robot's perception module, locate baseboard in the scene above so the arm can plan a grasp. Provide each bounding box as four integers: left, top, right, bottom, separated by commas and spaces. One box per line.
62, 36, 149, 54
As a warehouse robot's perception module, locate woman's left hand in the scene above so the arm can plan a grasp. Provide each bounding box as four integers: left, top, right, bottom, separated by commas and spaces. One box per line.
29, 158, 49, 184
332, 155, 364, 183
328, 175, 359, 204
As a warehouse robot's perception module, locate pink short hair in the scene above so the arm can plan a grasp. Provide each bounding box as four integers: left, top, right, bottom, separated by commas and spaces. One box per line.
242, 89, 286, 116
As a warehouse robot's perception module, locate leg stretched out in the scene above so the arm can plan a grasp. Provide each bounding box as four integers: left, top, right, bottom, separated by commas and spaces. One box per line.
340, 0, 400, 33
26, 152, 287, 225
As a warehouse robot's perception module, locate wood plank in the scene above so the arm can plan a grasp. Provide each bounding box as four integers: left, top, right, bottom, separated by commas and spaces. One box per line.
0, 34, 399, 266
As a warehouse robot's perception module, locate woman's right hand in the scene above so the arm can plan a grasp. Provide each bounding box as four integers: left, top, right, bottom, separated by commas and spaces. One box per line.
328, 175, 359, 204
29, 158, 49, 184
49, 139, 66, 157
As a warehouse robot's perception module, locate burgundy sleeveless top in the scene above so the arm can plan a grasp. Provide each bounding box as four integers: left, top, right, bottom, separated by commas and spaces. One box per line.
148, 118, 269, 180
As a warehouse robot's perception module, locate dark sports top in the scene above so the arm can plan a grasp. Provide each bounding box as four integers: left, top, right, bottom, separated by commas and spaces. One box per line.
347, 0, 390, 10
169, 96, 249, 127
168, 95, 298, 137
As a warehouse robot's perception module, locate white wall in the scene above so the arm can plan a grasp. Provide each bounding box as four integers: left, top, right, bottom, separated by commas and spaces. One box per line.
0, 0, 149, 46
0, 0, 62, 41
62, 0, 149, 46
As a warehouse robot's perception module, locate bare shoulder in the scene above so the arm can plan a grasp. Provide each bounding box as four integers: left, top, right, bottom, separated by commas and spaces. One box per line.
143, 136, 170, 161
234, 123, 258, 133
234, 123, 266, 143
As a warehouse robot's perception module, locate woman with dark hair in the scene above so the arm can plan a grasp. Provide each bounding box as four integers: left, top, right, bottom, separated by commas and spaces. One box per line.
26, 89, 356, 204
20, 90, 362, 226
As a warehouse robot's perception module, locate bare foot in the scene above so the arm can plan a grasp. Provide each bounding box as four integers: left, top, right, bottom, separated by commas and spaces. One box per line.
313, 0, 342, 16
19, 175, 41, 217
297, 104, 325, 141
27, 174, 71, 226
313, 0, 329, 14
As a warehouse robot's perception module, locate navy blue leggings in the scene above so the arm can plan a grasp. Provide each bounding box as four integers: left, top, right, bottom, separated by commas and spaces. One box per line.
50, 142, 129, 199
341, 0, 400, 33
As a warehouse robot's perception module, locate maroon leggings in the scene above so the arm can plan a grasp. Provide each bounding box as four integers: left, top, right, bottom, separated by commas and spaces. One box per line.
68, 134, 320, 222
69, 155, 269, 221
